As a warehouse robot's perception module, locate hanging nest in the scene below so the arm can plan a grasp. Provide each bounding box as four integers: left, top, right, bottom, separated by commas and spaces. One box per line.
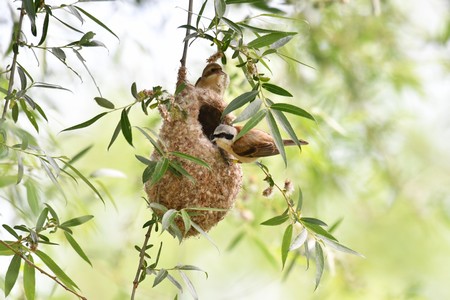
144, 65, 243, 237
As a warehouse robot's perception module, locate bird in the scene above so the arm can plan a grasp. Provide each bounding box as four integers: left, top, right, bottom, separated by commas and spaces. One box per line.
195, 63, 229, 97
211, 124, 308, 163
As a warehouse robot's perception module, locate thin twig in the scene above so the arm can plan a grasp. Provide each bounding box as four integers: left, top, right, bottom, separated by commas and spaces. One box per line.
0, 240, 87, 300
180, 0, 194, 68
130, 222, 154, 300
2, 2, 26, 120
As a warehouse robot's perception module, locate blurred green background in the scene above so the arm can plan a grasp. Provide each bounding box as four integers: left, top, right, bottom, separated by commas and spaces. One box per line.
1, 0, 450, 299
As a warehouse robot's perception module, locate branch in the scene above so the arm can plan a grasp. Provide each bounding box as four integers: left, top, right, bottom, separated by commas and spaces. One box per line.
0, 240, 87, 300
179, 0, 194, 68
130, 222, 154, 300
2, 2, 26, 120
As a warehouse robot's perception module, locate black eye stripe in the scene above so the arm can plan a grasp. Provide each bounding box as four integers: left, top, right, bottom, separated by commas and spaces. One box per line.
212, 133, 234, 140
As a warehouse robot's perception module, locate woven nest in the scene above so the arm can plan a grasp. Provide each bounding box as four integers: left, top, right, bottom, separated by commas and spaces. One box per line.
144, 70, 242, 237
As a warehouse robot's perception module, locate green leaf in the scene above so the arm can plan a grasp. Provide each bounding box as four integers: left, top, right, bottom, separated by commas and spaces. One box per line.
179, 271, 198, 300
23, 254, 35, 300
36, 208, 49, 232
150, 158, 169, 186
136, 127, 164, 156
226, 230, 245, 251
262, 83, 293, 97
62, 112, 108, 132
16, 154, 23, 184
59, 160, 105, 203
281, 224, 293, 269
321, 237, 364, 257
266, 110, 287, 166
296, 187, 303, 212
107, 120, 121, 150
180, 210, 192, 235
35, 250, 79, 290
226, 0, 264, 4
33, 82, 71, 92
74, 6, 118, 39
166, 273, 183, 292
51, 48, 66, 62
222, 17, 242, 35
2, 224, 19, 239
171, 151, 210, 169
153, 269, 168, 287
142, 162, 157, 183
161, 209, 178, 232
260, 213, 289, 226
301, 217, 328, 227
270, 103, 315, 121
20, 100, 39, 132
168, 161, 195, 183
175, 265, 208, 278
314, 241, 324, 291
234, 109, 267, 140
64, 231, 92, 266
214, 0, 226, 18
232, 98, 262, 124
191, 222, 218, 251
289, 228, 308, 251
135, 155, 153, 165
247, 32, 297, 49
303, 222, 337, 242
94, 97, 115, 109
24, 181, 40, 215
23, 0, 37, 36
17, 66, 27, 91
174, 82, 186, 96
222, 90, 258, 117
269, 102, 305, 148
44, 203, 59, 225
38, 8, 50, 46
60, 215, 94, 228
5, 254, 21, 297
131, 82, 138, 99
120, 109, 133, 146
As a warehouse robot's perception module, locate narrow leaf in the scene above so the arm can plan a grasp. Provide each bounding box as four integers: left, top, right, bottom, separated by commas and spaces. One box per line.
214, 0, 226, 18
17, 66, 27, 90
232, 98, 262, 123
35, 250, 79, 290
171, 151, 210, 169
142, 162, 157, 183
62, 112, 107, 132
262, 83, 292, 97
266, 110, 287, 166
303, 222, 337, 242
196, 0, 208, 27
166, 273, 183, 292
150, 158, 169, 186
161, 209, 178, 232
281, 224, 293, 269
38, 9, 50, 46
222, 90, 258, 116
64, 232, 92, 266
60, 215, 93, 228
36, 208, 49, 232
5, 254, 21, 297
179, 271, 198, 300
74, 6, 118, 39
289, 228, 308, 251
191, 222, 218, 251
23, 0, 37, 36
247, 32, 297, 49
269, 103, 305, 148
260, 214, 289, 226
94, 97, 115, 109
44, 203, 59, 224
270, 103, 315, 121
314, 242, 324, 290
153, 269, 168, 287
234, 109, 267, 140
107, 120, 121, 150
23, 254, 36, 300
135, 127, 164, 155
180, 210, 192, 235
301, 217, 328, 227
321, 237, 364, 257
120, 109, 133, 146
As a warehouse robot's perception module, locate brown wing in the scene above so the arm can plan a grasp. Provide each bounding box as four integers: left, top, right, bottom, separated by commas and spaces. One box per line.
231, 128, 280, 158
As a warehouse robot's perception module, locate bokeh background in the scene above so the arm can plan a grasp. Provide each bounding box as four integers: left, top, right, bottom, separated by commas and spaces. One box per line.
1, 0, 450, 299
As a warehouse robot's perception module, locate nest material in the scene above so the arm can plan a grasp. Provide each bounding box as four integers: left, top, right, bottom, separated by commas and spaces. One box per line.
145, 82, 242, 237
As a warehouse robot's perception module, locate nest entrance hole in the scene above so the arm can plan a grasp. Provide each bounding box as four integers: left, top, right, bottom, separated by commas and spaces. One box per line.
198, 104, 222, 140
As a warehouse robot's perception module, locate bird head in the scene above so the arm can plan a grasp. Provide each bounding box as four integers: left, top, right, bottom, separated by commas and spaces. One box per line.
195, 63, 229, 96
211, 124, 237, 145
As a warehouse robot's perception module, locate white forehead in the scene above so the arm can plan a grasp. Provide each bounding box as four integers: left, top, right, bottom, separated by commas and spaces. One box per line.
214, 124, 237, 135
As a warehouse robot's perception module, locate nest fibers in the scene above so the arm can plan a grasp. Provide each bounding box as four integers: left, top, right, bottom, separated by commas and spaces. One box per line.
145, 70, 242, 237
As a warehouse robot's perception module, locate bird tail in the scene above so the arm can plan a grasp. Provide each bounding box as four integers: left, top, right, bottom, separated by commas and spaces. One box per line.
283, 139, 308, 146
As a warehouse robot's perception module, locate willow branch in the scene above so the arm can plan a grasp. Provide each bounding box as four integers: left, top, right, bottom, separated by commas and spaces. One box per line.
2, 2, 26, 120
0, 240, 87, 300
180, 0, 194, 68
131, 222, 154, 300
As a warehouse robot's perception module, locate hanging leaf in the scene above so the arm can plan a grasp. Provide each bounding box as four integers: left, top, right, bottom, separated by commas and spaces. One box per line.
232, 98, 262, 123
62, 112, 108, 132
266, 110, 287, 166
262, 83, 293, 97
23, 254, 36, 300
5, 254, 22, 297
214, 0, 226, 18
60, 215, 94, 228
301, 217, 328, 227
107, 120, 121, 150
74, 6, 118, 39
171, 151, 210, 169
35, 250, 79, 290
281, 224, 293, 269
321, 236, 364, 257
120, 108, 133, 146
23, 0, 37, 36
149, 158, 169, 186
179, 271, 199, 300
38, 8, 50, 46
234, 109, 267, 140
153, 269, 168, 287
314, 242, 324, 290
64, 232, 92, 266
161, 209, 178, 232
289, 228, 308, 251
36, 208, 49, 232
222, 90, 258, 116
260, 213, 289, 226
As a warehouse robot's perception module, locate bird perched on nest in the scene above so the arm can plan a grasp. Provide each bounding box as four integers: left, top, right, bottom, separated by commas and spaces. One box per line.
195, 63, 230, 97
195, 63, 231, 139
212, 124, 309, 163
